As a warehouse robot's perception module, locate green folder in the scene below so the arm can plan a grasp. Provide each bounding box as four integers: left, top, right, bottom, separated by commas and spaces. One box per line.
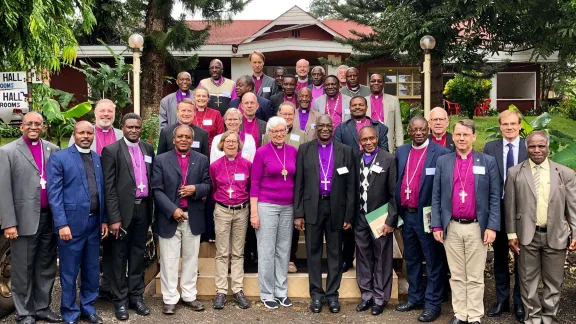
365, 203, 389, 239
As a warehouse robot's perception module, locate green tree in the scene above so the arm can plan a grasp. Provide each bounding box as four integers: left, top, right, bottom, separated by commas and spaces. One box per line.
443, 73, 492, 119
309, 0, 343, 20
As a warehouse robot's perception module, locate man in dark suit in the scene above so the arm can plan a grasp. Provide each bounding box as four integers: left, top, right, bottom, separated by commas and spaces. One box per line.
294, 115, 357, 314
47, 121, 109, 324
158, 98, 209, 157
270, 74, 298, 115
272, 66, 286, 96
0, 112, 61, 324
431, 119, 500, 324
152, 125, 211, 315
428, 107, 455, 151
483, 109, 526, 321
229, 75, 275, 122
354, 126, 397, 316
394, 116, 450, 322
249, 50, 277, 100
101, 114, 154, 320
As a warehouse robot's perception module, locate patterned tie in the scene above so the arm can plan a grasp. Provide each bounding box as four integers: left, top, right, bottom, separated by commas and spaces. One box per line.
533, 164, 540, 192
506, 143, 514, 170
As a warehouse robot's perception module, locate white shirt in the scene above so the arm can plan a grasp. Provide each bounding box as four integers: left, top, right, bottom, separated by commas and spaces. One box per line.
210, 133, 257, 164
75, 144, 91, 154
502, 137, 521, 182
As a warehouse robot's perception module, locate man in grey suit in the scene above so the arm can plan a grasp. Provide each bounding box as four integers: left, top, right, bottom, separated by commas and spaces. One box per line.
365, 73, 403, 152
313, 75, 351, 128
68, 99, 123, 154
431, 119, 500, 324
0, 112, 62, 324
505, 131, 576, 324
159, 72, 193, 129
249, 51, 277, 100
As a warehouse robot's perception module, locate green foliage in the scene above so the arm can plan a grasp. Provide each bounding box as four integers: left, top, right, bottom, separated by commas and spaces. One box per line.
141, 115, 159, 152
552, 141, 576, 168
0, 122, 22, 141
557, 89, 576, 120
309, 0, 343, 19
443, 74, 492, 119
399, 101, 423, 143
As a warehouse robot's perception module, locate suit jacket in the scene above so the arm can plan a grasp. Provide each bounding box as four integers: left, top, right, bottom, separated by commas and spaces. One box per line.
0, 138, 60, 235
159, 91, 195, 129
270, 92, 298, 116
483, 138, 528, 194
428, 133, 455, 152
255, 74, 277, 100
334, 118, 389, 154
313, 94, 352, 123
68, 127, 123, 152
229, 95, 275, 122
151, 149, 211, 238
294, 140, 357, 230
293, 108, 321, 141
360, 150, 399, 227
431, 151, 501, 239
239, 118, 267, 145
365, 93, 403, 152
101, 139, 155, 227
505, 160, 576, 250
157, 123, 209, 157
47, 145, 107, 237
395, 142, 451, 232
262, 128, 307, 150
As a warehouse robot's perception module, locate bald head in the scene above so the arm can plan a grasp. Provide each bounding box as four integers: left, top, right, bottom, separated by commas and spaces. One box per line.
408, 116, 429, 145
23, 111, 43, 123
73, 121, 95, 149
241, 92, 259, 118
209, 59, 224, 80
297, 87, 312, 110
21, 112, 44, 141
296, 59, 310, 79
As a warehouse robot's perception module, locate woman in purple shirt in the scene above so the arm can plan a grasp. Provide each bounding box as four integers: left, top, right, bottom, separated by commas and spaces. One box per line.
250, 117, 297, 309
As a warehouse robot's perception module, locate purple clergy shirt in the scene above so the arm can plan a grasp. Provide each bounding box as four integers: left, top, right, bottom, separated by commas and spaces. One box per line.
370, 93, 385, 123
23, 137, 48, 209
127, 142, 149, 198
400, 146, 427, 208
253, 75, 263, 95
363, 147, 378, 165
326, 94, 343, 128
176, 151, 190, 209
95, 126, 116, 155
250, 143, 297, 206
210, 154, 252, 205
298, 108, 310, 132
318, 141, 335, 195
452, 152, 476, 219
175, 90, 192, 103
311, 85, 324, 107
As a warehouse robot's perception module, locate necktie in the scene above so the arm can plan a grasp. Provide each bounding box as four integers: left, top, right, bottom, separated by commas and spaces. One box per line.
533, 165, 540, 192
506, 143, 514, 170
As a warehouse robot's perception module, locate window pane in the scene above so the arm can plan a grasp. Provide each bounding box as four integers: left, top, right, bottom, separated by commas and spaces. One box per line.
384, 84, 397, 96
398, 83, 412, 96
384, 72, 397, 82
413, 83, 422, 95
398, 72, 411, 82
412, 70, 421, 82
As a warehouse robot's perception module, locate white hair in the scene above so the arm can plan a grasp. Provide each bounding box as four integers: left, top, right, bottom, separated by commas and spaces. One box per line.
266, 116, 287, 133
224, 108, 243, 120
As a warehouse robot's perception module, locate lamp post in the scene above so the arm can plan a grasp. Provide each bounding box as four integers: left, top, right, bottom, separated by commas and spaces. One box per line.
420, 35, 436, 119
128, 33, 144, 115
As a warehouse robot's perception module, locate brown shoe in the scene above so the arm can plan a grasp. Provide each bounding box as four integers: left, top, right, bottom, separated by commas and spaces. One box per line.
182, 300, 205, 311
162, 303, 176, 315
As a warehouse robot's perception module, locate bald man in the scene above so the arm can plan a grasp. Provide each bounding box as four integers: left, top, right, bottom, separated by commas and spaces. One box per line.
0, 112, 62, 324
160, 71, 194, 129
340, 67, 371, 98
428, 107, 455, 151
199, 59, 237, 116
295, 59, 313, 92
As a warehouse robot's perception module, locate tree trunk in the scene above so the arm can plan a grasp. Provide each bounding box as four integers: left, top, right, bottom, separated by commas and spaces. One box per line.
140, 0, 168, 120
431, 61, 444, 109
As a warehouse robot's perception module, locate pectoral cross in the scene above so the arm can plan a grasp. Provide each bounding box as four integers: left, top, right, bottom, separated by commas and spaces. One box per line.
281, 169, 288, 181
227, 186, 234, 199
214, 96, 222, 107
137, 182, 146, 193
405, 187, 412, 199
459, 190, 468, 203
321, 178, 331, 190
40, 178, 46, 190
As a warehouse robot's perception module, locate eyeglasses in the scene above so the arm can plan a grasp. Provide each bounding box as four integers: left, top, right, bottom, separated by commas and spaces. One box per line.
279, 113, 294, 117
430, 118, 447, 123
270, 129, 287, 135
224, 140, 238, 144
226, 118, 240, 122
22, 122, 43, 127
453, 133, 472, 138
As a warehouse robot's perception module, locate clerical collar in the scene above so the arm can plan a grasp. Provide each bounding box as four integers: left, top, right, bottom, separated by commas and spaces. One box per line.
313, 85, 323, 89
364, 147, 379, 157
123, 137, 140, 147
457, 150, 473, 159
503, 136, 520, 147
300, 108, 308, 113
372, 92, 382, 99
354, 118, 368, 123
434, 132, 446, 140
197, 107, 205, 112
298, 78, 308, 83
253, 75, 261, 80
176, 150, 190, 158
75, 145, 91, 154
227, 155, 236, 161
23, 136, 39, 146
318, 140, 332, 148
347, 85, 360, 91
275, 144, 284, 149
245, 116, 255, 122
179, 91, 188, 96
96, 125, 111, 133
412, 139, 430, 149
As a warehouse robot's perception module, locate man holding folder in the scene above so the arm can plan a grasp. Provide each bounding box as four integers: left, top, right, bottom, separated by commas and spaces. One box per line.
354, 126, 398, 316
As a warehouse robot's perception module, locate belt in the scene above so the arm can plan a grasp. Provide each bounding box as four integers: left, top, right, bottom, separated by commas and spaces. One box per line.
320, 195, 330, 200
40, 208, 50, 213
217, 201, 249, 210
134, 198, 149, 205
407, 208, 417, 213
451, 217, 477, 224
535, 226, 547, 233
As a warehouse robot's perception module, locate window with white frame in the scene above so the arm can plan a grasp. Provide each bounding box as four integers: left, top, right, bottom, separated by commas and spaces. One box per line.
368, 67, 421, 98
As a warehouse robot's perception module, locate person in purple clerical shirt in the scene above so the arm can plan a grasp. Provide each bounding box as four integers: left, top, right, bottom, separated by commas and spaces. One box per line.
308, 66, 325, 107
0, 112, 62, 324
294, 115, 357, 314
101, 113, 155, 320
295, 59, 312, 93
160, 72, 194, 129
209, 130, 252, 310
295, 87, 321, 142
431, 119, 500, 324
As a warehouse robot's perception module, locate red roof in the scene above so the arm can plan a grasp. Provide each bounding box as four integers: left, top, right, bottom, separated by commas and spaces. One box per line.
322, 20, 373, 39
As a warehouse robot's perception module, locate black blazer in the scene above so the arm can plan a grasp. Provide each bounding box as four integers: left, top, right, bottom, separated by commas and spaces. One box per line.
334, 118, 389, 154
229, 95, 275, 122
157, 123, 209, 157
428, 133, 455, 152
294, 140, 357, 230
101, 139, 155, 227
239, 118, 267, 145
359, 150, 398, 227
483, 138, 527, 194
270, 92, 298, 116
151, 150, 211, 238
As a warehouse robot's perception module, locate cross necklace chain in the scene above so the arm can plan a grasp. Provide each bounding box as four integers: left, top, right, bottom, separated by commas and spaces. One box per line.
404, 146, 428, 200
319, 146, 333, 191
325, 94, 340, 119
223, 157, 239, 199
457, 157, 473, 203
38, 141, 46, 189
271, 144, 288, 181
128, 145, 146, 193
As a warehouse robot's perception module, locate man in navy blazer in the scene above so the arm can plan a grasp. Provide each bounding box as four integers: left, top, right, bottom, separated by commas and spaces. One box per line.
394, 116, 450, 322
47, 121, 108, 324
431, 119, 500, 324
229, 75, 274, 122
152, 125, 211, 315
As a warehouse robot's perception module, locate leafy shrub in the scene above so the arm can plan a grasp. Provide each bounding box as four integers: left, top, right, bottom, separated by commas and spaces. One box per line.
141, 115, 159, 152
0, 122, 22, 139
443, 73, 492, 119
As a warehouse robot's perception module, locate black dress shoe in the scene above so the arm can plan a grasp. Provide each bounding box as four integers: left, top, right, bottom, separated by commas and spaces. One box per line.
341, 262, 351, 273
36, 309, 63, 323
114, 304, 129, 321
418, 309, 441, 322
130, 299, 151, 316
163, 303, 176, 315
371, 304, 384, 315
448, 316, 467, 324
329, 300, 340, 313
356, 299, 373, 312
396, 301, 424, 312
514, 303, 525, 323
16, 316, 35, 324
487, 300, 510, 317
469, 322, 480, 324
310, 300, 322, 313
80, 313, 103, 324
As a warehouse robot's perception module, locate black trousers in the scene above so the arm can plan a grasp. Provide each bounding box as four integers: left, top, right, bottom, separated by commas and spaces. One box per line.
10, 211, 57, 320
342, 225, 356, 264
107, 201, 150, 305
305, 199, 343, 302
493, 206, 521, 306
289, 228, 300, 263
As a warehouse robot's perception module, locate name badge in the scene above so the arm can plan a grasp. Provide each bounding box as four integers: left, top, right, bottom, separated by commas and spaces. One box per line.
425, 168, 435, 175
263, 87, 271, 93
191, 141, 200, 148
370, 165, 383, 173
144, 155, 152, 164
473, 166, 486, 175
203, 119, 213, 126
234, 173, 245, 181
344, 108, 350, 115
290, 133, 300, 142
310, 124, 316, 129
222, 92, 231, 98
337, 167, 349, 175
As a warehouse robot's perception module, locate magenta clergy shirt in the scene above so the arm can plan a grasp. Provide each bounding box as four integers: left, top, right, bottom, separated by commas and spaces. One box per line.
253, 75, 263, 95
250, 142, 297, 206
126, 141, 149, 198
318, 141, 335, 195
175, 90, 192, 103
296, 79, 308, 93
210, 154, 252, 205
452, 152, 476, 219
400, 146, 428, 208
95, 126, 116, 155
297, 108, 309, 131
311, 85, 324, 107
23, 137, 48, 209
326, 94, 344, 128
243, 117, 261, 148
369, 93, 385, 123
176, 150, 190, 209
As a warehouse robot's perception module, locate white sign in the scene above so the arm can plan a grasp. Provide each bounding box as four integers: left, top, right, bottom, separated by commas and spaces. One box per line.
0, 72, 27, 90
0, 90, 29, 109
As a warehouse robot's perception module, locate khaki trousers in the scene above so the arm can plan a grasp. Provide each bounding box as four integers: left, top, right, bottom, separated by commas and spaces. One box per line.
444, 221, 487, 323
214, 203, 249, 294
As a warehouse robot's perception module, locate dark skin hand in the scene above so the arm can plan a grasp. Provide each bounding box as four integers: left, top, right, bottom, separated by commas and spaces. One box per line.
172, 208, 188, 223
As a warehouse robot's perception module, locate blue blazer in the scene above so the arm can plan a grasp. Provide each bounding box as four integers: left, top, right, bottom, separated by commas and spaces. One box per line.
395, 142, 450, 232
229, 95, 275, 122
431, 151, 501, 239
152, 150, 211, 238
334, 118, 389, 154
47, 145, 107, 237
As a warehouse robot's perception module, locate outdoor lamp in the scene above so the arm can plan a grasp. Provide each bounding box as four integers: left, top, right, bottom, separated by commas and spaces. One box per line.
420, 35, 435, 118
128, 33, 144, 115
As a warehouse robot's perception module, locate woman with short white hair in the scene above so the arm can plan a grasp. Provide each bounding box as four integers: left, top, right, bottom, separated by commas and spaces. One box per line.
210, 108, 257, 163
250, 116, 297, 309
